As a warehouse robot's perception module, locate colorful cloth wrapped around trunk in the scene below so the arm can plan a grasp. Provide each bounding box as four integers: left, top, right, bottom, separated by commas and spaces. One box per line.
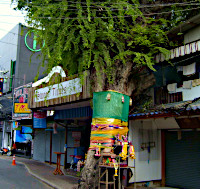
89, 91, 135, 160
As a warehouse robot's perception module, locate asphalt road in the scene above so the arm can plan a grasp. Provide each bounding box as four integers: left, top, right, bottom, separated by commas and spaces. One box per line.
0, 158, 52, 189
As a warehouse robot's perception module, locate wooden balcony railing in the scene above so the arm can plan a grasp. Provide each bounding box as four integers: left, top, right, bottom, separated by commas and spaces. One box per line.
154, 87, 183, 105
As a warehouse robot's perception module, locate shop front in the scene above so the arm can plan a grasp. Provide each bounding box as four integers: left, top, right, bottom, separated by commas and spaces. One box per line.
32, 106, 92, 169
28, 66, 91, 171
12, 83, 33, 158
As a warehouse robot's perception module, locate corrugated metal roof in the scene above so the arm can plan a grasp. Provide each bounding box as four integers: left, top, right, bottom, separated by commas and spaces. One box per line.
129, 99, 200, 118
0, 98, 12, 113
156, 100, 193, 110
186, 99, 200, 110
54, 106, 92, 120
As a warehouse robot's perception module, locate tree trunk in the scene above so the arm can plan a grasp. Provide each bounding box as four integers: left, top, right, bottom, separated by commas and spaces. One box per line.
79, 66, 155, 189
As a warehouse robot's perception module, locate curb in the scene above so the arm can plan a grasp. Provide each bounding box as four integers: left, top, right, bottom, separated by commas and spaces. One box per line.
0, 156, 78, 189
22, 163, 58, 189
0, 156, 57, 189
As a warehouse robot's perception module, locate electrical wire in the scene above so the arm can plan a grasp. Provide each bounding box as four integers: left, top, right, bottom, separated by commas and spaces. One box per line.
1, 1, 200, 11
5, 0, 200, 8
15, 2, 200, 12
0, 2, 199, 37
0, 21, 26, 25
0, 40, 18, 46
0, 6, 200, 20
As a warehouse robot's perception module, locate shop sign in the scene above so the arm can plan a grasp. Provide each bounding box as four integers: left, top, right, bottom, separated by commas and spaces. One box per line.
13, 122, 21, 130
72, 131, 81, 139
21, 126, 33, 134
12, 113, 32, 120
14, 103, 32, 113
15, 130, 32, 143
13, 83, 32, 120
25, 30, 45, 52
33, 111, 47, 129
34, 78, 82, 102
72, 131, 81, 147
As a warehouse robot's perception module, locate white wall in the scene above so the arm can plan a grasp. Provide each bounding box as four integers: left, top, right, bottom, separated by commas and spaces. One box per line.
2, 133, 9, 148
128, 120, 161, 183
184, 25, 200, 44
0, 24, 19, 92
171, 85, 200, 101
182, 85, 200, 101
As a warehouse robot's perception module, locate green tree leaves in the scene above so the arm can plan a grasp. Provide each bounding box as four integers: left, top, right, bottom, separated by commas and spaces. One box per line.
14, 0, 200, 83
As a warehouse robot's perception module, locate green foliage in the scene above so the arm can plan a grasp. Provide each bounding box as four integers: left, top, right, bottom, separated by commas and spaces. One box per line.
13, 0, 200, 82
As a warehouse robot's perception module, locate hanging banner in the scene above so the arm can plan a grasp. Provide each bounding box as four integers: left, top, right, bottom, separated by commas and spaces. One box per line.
13, 83, 32, 120
34, 78, 82, 102
33, 111, 47, 129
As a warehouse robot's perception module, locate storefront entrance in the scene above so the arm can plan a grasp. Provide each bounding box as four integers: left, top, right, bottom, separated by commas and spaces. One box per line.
165, 131, 200, 189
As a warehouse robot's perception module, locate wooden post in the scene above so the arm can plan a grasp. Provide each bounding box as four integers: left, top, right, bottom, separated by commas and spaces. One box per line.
98, 167, 101, 189
106, 169, 108, 189
64, 127, 68, 169
49, 131, 52, 165
161, 130, 166, 187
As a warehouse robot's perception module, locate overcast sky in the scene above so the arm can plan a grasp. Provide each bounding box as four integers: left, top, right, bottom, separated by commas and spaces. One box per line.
0, 0, 26, 39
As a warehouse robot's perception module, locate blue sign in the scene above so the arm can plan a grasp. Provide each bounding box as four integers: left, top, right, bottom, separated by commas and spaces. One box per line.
15, 130, 32, 143
33, 111, 47, 128
21, 126, 32, 134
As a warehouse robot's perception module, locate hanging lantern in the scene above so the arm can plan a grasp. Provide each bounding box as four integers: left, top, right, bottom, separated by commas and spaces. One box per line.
112, 159, 118, 176
106, 93, 111, 101
129, 145, 136, 159
129, 98, 132, 106
122, 96, 124, 103
95, 147, 101, 157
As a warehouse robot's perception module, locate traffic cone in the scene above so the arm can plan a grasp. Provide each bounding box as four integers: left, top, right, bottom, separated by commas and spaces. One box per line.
12, 154, 16, 166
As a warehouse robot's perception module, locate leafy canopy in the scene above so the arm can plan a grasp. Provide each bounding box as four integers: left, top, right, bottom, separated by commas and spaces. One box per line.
13, 0, 200, 81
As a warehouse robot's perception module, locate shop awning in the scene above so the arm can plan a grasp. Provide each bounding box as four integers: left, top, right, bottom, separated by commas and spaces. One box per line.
0, 96, 12, 119
54, 106, 92, 120
155, 40, 200, 63
129, 99, 200, 119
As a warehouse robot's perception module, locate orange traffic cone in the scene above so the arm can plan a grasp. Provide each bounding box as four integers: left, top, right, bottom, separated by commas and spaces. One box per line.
12, 154, 16, 166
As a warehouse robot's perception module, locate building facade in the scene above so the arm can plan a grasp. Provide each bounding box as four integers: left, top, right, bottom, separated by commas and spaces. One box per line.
0, 23, 46, 152
128, 15, 200, 188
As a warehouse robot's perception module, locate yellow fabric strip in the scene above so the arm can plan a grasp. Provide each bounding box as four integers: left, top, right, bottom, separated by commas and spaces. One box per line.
92, 118, 128, 126
91, 127, 128, 135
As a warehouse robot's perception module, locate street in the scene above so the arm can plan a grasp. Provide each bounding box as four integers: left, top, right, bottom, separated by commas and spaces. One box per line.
0, 158, 52, 189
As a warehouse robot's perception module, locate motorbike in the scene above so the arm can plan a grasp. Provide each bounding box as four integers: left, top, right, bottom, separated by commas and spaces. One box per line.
0, 146, 12, 156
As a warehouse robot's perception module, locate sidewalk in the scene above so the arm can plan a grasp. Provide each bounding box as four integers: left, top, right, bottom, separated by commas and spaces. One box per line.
0, 155, 79, 189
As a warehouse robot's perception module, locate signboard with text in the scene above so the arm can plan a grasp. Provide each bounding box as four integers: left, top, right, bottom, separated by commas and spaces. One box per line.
14, 103, 32, 113
34, 78, 82, 102
33, 111, 47, 129
12, 83, 32, 120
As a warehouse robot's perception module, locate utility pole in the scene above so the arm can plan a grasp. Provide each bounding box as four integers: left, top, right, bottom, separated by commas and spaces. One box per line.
2, 121, 5, 148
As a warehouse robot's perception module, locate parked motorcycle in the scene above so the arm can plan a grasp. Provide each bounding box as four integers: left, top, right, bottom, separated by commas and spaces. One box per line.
0, 146, 12, 156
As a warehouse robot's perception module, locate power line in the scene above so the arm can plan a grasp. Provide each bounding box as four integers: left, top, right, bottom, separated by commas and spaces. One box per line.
0, 27, 38, 42
7, 1, 200, 8
0, 27, 23, 37
0, 6, 200, 20
0, 15, 25, 17
17, 2, 200, 12
0, 41, 18, 46
0, 4, 198, 39
0, 1, 198, 17
0, 21, 25, 25
61, 1, 200, 8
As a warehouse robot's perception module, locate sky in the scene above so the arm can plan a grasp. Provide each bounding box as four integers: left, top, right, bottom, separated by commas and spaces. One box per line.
0, 0, 26, 39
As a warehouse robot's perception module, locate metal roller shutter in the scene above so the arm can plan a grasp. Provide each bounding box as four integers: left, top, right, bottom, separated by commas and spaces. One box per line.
165, 131, 200, 189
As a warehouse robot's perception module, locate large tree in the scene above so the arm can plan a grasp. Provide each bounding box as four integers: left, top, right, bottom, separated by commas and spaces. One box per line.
14, 0, 200, 188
